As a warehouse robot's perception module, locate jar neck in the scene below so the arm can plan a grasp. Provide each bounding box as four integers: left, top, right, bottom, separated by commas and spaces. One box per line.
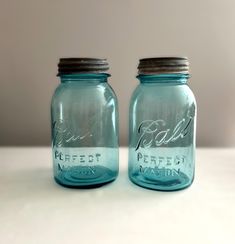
59, 73, 110, 83
137, 73, 189, 84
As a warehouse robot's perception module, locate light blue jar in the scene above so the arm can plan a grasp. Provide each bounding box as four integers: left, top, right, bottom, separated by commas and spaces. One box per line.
51, 58, 119, 188
128, 57, 196, 191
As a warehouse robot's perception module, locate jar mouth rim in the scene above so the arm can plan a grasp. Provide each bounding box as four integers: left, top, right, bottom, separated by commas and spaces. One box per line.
137, 73, 190, 78
58, 72, 111, 77
137, 73, 190, 84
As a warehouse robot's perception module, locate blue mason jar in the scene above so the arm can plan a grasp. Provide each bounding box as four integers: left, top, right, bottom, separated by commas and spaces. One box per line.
51, 58, 119, 188
128, 57, 196, 191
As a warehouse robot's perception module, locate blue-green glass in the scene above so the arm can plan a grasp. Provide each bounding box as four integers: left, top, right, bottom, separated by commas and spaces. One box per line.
128, 74, 196, 191
51, 74, 119, 188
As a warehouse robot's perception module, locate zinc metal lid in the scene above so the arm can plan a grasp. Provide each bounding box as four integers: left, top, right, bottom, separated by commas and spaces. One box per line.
138, 57, 189, 75
58, 57, 109, 76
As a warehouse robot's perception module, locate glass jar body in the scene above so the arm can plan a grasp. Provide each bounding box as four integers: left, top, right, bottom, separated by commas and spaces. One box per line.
128, 74, 196, 191
51, 74, 119, 188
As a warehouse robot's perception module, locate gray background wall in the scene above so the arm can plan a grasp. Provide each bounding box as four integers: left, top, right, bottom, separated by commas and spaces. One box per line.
1, 0, 235, 147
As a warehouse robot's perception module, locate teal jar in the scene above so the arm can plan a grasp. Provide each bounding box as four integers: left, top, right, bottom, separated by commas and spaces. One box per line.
51, 58, 119, 188
128, 57, 196, 191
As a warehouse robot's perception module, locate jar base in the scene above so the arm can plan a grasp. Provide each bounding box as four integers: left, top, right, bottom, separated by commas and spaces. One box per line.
54, 165, 118, 188
54, 177, 116, 189
129, 172, 193, 191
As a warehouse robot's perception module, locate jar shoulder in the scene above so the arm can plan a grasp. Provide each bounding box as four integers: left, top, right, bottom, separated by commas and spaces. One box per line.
51, 82, 117, 105
130, 84, 196, 107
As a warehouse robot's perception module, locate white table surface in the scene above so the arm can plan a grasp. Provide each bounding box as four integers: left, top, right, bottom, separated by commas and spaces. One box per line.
0, 147, 234, 244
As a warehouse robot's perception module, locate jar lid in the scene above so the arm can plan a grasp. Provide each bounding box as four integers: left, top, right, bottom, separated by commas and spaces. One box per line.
138, 57, 189, 75
57, 58, 109, 76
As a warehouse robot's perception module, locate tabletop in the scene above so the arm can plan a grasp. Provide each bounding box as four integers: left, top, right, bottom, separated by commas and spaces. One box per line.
0, 147, 234, 244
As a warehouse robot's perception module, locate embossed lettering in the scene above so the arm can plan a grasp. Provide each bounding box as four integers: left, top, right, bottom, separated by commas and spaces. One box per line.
135, 115, 193, 150
52, 120, 92, 147
54, 151, 102, 164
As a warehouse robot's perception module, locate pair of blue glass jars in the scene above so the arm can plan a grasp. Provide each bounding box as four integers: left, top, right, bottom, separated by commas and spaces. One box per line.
51, 57, 196, 191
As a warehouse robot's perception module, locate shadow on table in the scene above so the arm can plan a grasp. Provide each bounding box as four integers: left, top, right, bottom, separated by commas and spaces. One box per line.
3, 166, 189, 202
